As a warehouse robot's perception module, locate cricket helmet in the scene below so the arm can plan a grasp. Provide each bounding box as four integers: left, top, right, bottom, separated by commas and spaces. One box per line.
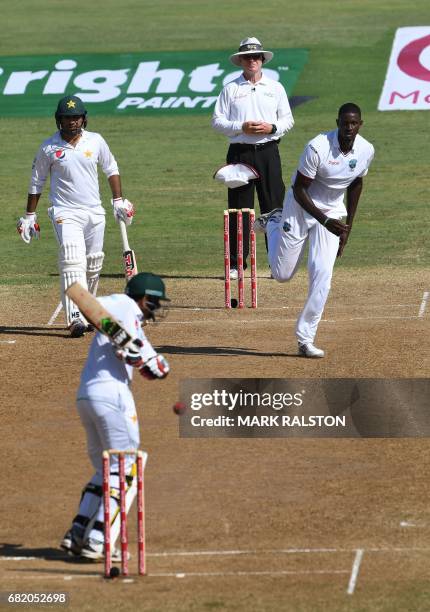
125, 273, 170, 301
55, 95, 88, 129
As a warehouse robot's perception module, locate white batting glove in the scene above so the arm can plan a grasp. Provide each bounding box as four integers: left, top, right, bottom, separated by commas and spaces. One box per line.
112, 198, 135, 226
17, 212, 40, 243
139, 354, 170, 380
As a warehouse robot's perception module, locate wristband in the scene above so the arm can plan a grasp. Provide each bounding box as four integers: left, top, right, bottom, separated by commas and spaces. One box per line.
323, 217, 330, 226
270, 124, 277, 134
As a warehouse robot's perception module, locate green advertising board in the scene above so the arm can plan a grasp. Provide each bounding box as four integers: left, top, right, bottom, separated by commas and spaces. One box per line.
0, 49, 308, 116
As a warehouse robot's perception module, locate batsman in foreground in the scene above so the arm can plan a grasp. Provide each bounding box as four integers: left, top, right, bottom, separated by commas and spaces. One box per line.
61, 272, 170, 561
255, 103, 374, 358
17, 95, 135, 337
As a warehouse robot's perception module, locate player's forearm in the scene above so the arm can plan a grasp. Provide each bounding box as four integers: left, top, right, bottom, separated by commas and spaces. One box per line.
108, 174, 122, 199
345, 178, 363, 226
293, 185, 326, 224
26, 193, 41, 213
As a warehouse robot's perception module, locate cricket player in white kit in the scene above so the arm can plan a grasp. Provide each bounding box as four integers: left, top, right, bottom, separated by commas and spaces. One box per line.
255, 103, 374, 357
61, 272, 170, 560
18, 95, 135, 337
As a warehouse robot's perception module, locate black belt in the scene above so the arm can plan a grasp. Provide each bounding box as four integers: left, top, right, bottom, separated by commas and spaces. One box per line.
231, 140, 280, 151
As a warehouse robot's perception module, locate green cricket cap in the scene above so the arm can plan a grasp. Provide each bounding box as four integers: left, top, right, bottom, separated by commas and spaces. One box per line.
125, 272, 170, 301
55, 95, 87, 116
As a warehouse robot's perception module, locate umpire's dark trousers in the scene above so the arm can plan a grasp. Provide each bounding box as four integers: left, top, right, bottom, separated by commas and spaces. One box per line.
226, 140, 285, 268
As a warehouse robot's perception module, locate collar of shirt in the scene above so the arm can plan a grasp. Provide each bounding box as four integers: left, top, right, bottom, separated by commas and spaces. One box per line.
334, 129, 355, 155
54, 129, 88, 148
238, 72, 271, 88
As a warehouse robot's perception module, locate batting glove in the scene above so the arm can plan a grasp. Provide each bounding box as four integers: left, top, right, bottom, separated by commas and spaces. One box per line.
112, 198, 135, 226
115, 347, 145, 368
17, 212, 40, 243
140, 354, 170, 380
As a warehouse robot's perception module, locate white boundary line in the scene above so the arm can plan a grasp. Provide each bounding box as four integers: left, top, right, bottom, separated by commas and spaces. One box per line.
418, 291, 429, 318
347, 548, 364, 595
47, 302, 63, 326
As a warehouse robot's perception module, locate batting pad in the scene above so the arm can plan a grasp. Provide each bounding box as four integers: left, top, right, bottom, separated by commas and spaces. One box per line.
86, 251, 105, 296
59, 242, 88, 326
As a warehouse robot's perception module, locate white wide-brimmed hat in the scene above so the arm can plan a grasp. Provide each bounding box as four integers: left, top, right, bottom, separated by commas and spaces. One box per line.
213, 163, 259, 189
229, 37, 274, 66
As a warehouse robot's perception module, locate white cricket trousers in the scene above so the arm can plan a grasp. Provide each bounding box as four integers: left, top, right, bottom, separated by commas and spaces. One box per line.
75, 384, 140, 543
48, 206, 105, 254
77, 384, 140, 476
267, 192, 340, 345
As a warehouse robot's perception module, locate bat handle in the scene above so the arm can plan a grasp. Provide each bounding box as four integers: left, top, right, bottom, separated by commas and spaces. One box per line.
119, 219, 130, 251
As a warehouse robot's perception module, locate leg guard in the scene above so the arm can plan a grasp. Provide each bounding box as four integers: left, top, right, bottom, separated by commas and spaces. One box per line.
87, 469, 137, 547
59, 242, 88, 326
72, 481, 104, 544
86, 251, 105, 296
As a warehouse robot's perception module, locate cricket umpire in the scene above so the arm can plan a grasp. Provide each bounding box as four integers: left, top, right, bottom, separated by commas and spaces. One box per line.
18, 95, 135, 337
212, 37, 294, 278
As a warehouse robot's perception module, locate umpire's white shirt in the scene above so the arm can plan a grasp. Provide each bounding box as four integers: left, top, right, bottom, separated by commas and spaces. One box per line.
293, 129, 375, 217
29, 130, 119, 212
212, 73, 294, 143
78, 294, 157, 398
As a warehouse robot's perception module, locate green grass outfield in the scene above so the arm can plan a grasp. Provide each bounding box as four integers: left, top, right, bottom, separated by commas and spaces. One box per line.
1, 0, 429, 286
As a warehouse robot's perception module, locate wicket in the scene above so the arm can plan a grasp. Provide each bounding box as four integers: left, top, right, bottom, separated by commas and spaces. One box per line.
224, 208, 257, 309
102, 449, 146, 578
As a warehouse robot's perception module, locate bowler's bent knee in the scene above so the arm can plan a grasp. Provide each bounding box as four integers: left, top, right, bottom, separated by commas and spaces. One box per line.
270, 264, 295, 283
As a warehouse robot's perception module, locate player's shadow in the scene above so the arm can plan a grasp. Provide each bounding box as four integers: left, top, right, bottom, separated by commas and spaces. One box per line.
156, 344, 294, 358
0, 326, 68, 338
0, 543, 79, 565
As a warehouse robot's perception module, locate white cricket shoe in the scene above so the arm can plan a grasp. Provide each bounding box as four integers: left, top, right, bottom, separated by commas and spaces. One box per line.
298, 342, 325, 358
60, 526, 85, 556
253, 208, 283, 233
80, 538, 129, 562
229, 268, 238, 280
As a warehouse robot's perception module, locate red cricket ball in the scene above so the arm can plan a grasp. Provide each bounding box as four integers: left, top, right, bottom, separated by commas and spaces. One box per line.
173, 402, 187, 415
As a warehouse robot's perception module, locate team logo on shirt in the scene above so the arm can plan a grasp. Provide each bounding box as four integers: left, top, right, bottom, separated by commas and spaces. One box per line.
349, 159, 357, 170
84, 150, 93, 158
55, 149, 66, 160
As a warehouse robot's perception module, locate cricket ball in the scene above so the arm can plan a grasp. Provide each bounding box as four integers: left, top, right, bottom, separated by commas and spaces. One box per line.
173, 401, 187, 415
109, 566, 120, 579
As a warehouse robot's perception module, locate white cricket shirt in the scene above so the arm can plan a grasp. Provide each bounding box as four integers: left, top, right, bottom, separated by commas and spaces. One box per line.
29, 129, 119, 212
294, 129, 375, 216
77, 294, 157, 396
212, 73, 294, 144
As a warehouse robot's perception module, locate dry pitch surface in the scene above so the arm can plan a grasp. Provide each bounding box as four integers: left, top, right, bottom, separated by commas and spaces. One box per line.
1, 268, 429, 611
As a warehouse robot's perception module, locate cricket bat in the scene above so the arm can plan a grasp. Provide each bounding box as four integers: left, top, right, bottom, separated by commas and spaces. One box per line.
65, 282, 141, 350
119, 220, 138, 279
